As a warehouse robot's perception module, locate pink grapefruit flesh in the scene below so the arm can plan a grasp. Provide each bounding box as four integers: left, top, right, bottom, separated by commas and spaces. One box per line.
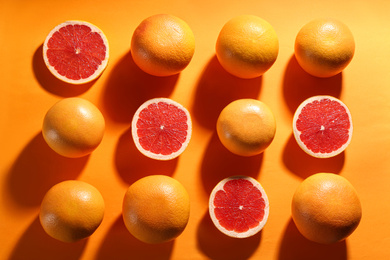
209, 176, 269, 238
43, 20, 109, 84
131, 98, 192, 160
293, 95, 353, 158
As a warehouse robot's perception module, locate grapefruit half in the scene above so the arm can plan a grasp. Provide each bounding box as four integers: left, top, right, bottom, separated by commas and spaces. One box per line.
131, 98, 192, 160
293, 95, 353, 158
209, 176, 269, 238
43, 20, 109, 84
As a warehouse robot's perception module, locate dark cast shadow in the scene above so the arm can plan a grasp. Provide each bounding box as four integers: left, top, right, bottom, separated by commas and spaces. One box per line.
100, 51, 178, 124
32, 44, 95, 97
5, 132, 88, 208
9, 216, 87, 260
192, 55, 262, 130
197, 210, 261, 260
114, 127, 177, 185
282, 134, 345, 179
283, 55, 343, 115
200, 132, 263, 195
96, 215, 174, 260
278, 218, 347, 260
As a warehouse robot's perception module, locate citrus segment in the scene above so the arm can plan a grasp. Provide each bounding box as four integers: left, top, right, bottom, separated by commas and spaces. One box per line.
209, 176, 269, 238
291, 173, 362, 244
43, 20, 109, 84
216, 15, 279, 79
294, 18, 355, 78
131, 14, 195, 76
131, 98, 192, 160
39, 180, 105, 243
122, 175, 190, 244
293, 95, 352, 158
217, 99, 276, 157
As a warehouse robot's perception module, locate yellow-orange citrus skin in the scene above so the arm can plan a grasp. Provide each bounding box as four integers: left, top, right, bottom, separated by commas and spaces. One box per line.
295, 18, 355, 78
131, 14, 195, 77
217, 99, 276, 156
292, 173, 362, 244
122, 175, 190, 244
42, 98, 105, 158
39, 180, 105, 243
216, 15, 279, 79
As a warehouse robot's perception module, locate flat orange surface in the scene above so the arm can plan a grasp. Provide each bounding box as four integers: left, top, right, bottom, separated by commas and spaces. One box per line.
1, 0, 390, 259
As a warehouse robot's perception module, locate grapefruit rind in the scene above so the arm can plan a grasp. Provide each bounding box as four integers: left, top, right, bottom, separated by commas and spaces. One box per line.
208, 175, 269, 238
43, 20, 109, 85
291, 173, 362, 244
292, 95, 353, 158
131, 98, 192, 160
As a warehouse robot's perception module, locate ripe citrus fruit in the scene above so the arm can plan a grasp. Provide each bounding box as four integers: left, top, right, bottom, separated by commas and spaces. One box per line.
131, 98, 192, 160
216, 99, 276, 157
292, 95, 353, 158
43, 20, 109, 84
131, 14, 195, 77
209, 176, 269, 238
216, 15, 279, 79
122, 175, 190, 244
294, 18, 355, 78
291, 173, 362, 244
42, 97, 105, 158
39, 180, 105, 243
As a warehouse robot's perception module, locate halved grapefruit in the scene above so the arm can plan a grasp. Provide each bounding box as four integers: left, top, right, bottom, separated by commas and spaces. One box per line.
293, 95, 353, 158
209, 176, 269, 238
131, 98, 192, 160
43, 20, 109, 84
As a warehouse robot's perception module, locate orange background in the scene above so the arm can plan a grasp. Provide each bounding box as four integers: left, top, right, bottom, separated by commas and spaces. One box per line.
1, 0, 390, 259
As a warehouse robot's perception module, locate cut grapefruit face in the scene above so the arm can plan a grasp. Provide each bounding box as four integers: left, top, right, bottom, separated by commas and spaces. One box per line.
131, 98, 192, 160
209, 176, 269, 238
293, 95, 353, 158
43, 20, 109, 84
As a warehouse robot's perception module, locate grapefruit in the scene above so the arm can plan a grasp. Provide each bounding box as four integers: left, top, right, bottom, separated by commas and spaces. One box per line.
131, 98, 192, 160
131, 14, 195, 77
216, 99, 276, 157
209, 176, 269, 238
43, 20, 109, 84
291, 173, 362, 244
39, 180, 105, 243
42, 97, 105, 158
122, 175, 190, 244
295, 18, 355, 78
216, 15, 279, 79
292, 95, 353, 158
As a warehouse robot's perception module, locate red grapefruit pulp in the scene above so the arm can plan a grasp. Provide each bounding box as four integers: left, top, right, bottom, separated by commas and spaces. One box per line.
209, 176, 269, 238
43, 20, 109, 84
293, 95, 353, 158
131, 98, 192, 160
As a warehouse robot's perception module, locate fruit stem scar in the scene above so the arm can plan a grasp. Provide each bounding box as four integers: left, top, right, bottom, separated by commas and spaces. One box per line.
320, 125, 325, 130
75, 48, 81, 54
